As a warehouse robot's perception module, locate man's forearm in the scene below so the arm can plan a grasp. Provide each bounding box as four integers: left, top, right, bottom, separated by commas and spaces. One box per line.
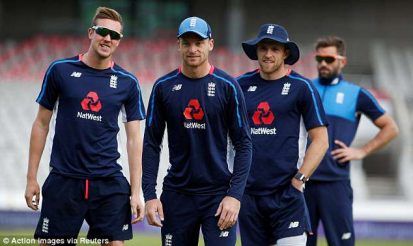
361, 117, 399, 156
127, 138, 142, 197
27, 121, 49, 180
300, 127, 329, 178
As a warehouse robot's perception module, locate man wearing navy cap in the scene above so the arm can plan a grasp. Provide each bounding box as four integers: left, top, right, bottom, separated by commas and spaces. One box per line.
305, 36, 399, 246
142, 16, 252, 246
237, 24, 329, 246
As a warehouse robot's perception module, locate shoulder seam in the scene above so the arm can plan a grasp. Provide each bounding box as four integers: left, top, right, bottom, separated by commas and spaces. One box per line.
111, 67, 145, 119
288, 74, 324, 125
148, 71, 180, 126
236, 70, 259, 80
211, 73, 242, 127
36, 58, 80, 102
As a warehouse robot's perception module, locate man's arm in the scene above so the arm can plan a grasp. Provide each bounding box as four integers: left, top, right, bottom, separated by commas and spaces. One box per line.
25, 105, 53, 210
124, 120, 144, 224
215, 80, 252, 230
143, 84, 166, 227
292, 126, 329, 191
332, 114, 399, 163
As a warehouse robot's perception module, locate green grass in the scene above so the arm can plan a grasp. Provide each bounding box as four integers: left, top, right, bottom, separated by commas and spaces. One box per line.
1, 231, 412, 246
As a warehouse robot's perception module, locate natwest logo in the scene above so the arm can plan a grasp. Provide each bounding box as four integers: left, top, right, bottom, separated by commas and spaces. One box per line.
183, 99, 204, 120
77, 91, 103, 122
252, 102, 274, 125
251, 101, 276, 135
183, 99, 206, 129
81, 91, 102, 112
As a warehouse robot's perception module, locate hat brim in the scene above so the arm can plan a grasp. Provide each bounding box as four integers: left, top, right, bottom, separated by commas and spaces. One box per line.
242, 36, 300, 65
177, 30, 209, 39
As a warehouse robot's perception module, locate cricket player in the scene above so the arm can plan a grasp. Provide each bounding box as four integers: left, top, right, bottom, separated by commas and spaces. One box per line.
142, 16, 252, 246
237, 24, 329, 246
305, 36, 399, 246
24, 7, 146, 245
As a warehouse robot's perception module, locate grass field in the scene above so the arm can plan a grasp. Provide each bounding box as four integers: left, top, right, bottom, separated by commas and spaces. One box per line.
1, 231, 413, 246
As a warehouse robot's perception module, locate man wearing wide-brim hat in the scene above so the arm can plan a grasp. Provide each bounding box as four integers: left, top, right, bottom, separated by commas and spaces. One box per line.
237, 24, 329, 246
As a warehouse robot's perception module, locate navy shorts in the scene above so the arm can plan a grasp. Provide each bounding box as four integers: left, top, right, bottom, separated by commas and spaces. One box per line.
34, 172, 133, 242
304, 180, 354, 246
239, 184, 311, 245
160, 190, 237, 246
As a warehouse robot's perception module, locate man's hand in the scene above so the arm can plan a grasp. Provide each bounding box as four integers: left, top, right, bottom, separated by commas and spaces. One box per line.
25, 179, 40, 210
215, 196, 240, 230
145, 199, 164, 227
331, 140, 367, 163
131, 194, 144, 224
291, 177, 304, 192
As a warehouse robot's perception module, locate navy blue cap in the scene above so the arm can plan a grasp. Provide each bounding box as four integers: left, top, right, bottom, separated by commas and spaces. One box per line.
242, 24, 300, 65
177, 17, 212, 39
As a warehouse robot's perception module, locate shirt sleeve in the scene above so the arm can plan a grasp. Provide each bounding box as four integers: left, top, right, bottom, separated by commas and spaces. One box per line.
226, 79, 252, 201
36, 63, 59, 110
298, 79, 328, 129
123, 76, 146, 122
142, 82, 166, 202
356, 88, 385, 121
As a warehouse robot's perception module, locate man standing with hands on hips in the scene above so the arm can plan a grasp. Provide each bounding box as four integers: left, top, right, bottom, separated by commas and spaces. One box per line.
143, 16, 252, 246
305, 36, 399, 246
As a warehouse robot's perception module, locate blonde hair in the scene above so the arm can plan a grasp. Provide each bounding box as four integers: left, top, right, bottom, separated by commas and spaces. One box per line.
91, 6, 123, 27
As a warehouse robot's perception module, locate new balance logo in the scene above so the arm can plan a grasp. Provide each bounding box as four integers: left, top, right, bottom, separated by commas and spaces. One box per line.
71, 72, 82, 77
288, 221, 299, 229
267, 25, 274, 34
247, 86, 257, 92
122, 224, 129, 231
219, 231, 229, 237
42, 217, 49, 233
281, 83, 291, 95
342, 232, 352, 240
172, 84, 182, 91
110, 75, 118, 88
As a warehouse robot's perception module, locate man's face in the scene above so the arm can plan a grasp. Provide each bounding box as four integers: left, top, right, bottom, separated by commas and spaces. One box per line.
88, 18, 122, 59
316, 46, 346, 79
178, 33, 214, 68
256, 40, 288, 76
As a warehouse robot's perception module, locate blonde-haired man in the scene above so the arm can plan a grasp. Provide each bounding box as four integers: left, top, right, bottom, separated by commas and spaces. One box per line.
25, 7, 145, 245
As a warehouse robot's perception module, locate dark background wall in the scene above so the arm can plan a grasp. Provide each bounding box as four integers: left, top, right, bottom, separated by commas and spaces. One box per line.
1, 0, 412, 73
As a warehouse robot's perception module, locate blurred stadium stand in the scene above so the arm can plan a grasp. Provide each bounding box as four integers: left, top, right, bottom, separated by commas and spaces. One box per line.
1, 0, 413, 240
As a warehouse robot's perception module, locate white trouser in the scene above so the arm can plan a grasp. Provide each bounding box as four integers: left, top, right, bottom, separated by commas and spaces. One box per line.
271, 233, 307, 246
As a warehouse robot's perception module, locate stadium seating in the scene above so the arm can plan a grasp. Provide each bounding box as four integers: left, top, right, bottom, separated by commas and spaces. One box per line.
0, 36, 409, 219
0, 35, 316, 84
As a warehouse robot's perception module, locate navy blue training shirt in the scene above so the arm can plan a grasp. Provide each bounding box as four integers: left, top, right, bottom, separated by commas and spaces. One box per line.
237, 69, 327, 195
311, 75, 385, 181
142, 66, 252, 202
36, 55, 146, 178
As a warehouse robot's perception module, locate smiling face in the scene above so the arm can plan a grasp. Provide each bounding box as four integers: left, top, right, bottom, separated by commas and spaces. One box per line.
256, 40, 289, 76
88, 18, 122, 60
178, 33, 214, 68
